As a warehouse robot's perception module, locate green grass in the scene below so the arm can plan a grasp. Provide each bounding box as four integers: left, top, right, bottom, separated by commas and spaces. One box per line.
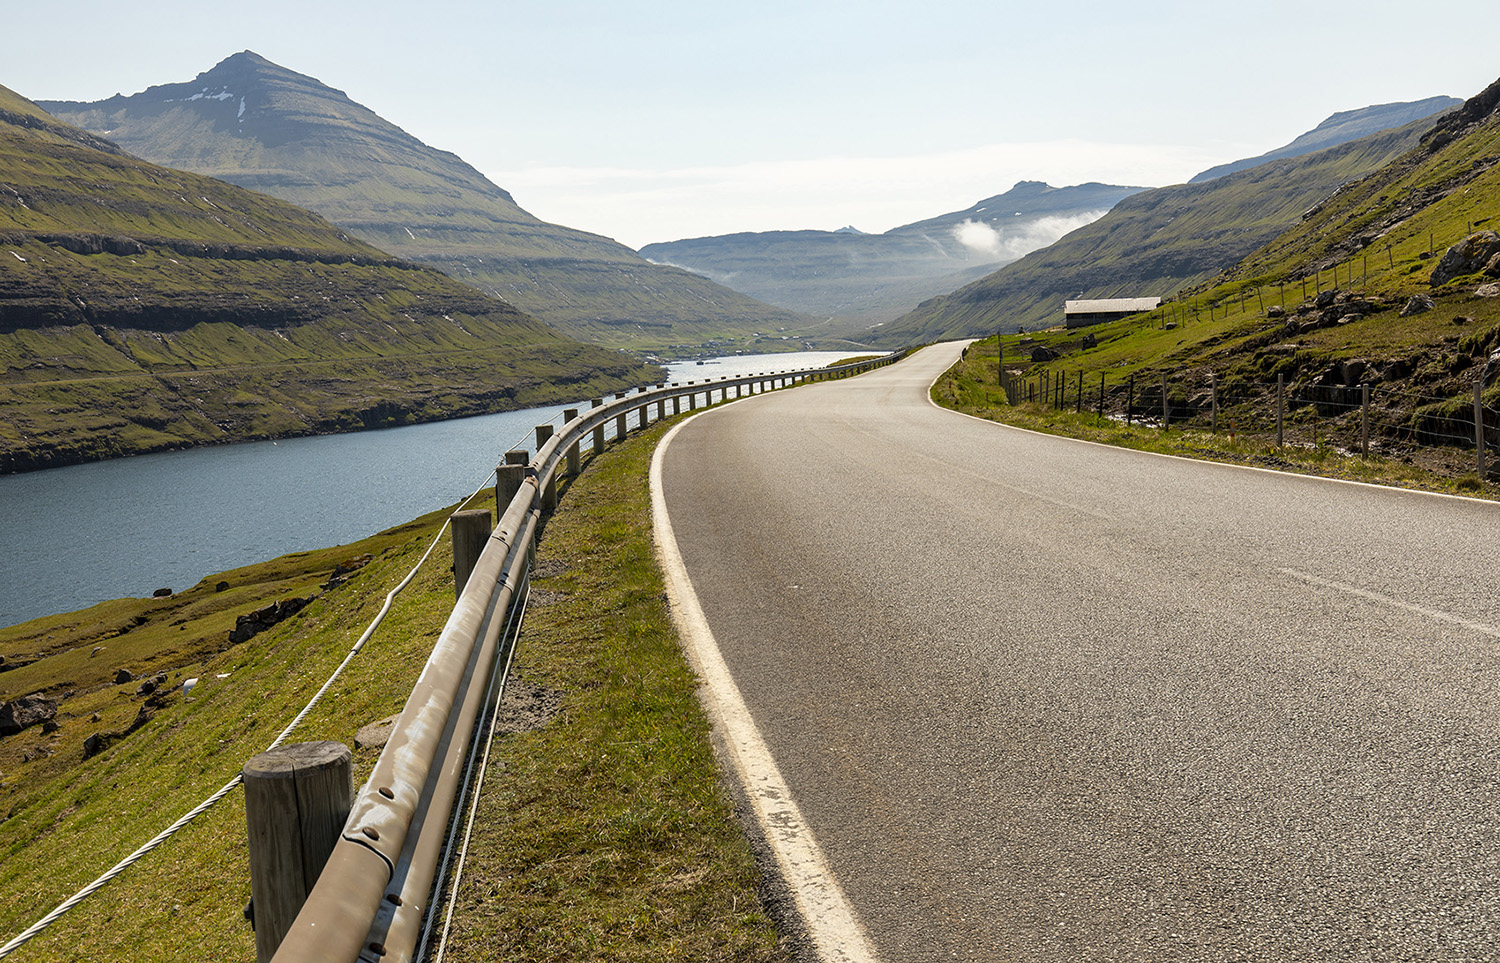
935, 338, 1500, 498
439, 417, 791, 961
0, 409, 790, 962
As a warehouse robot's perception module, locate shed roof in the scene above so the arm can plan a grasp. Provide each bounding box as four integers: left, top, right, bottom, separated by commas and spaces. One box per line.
1064, 297, 1161, 314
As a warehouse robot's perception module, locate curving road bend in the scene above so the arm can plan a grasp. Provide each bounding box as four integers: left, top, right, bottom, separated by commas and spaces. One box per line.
656, 342, 1500, 962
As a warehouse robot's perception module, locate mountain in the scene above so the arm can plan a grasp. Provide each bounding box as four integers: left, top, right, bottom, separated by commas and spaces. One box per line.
0, 82, 660, 472
639, 181, 1145, 330
40, 51, 809, 355
871, 109, 1449, 346
1189, 97, 1460, 183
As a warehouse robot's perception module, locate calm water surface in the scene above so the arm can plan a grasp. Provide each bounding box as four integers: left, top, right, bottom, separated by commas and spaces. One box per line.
0, 351, 858, 628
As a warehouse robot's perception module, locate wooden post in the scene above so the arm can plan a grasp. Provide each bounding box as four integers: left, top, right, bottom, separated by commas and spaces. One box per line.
1161, 371, 1169, 430
535, 425, 557, 511
1099, 373, 1106, 417
1211, 373, 1219, 433
590, 398, 605, 454
563, 409, 580, 476
244, 741, 353, 963
1361, 384, 1370, 456
496, 463, 527, 517
451, 509, 491, 597
1126, 374, 1134, 426
1276, 374, 1285, 448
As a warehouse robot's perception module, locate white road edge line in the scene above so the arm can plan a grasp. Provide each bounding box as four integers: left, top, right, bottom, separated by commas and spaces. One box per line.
1279, 567, 1500, 638
651, 417, 883, 963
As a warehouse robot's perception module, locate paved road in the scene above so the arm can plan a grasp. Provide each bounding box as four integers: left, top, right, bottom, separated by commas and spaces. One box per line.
657, 343, 1500, 962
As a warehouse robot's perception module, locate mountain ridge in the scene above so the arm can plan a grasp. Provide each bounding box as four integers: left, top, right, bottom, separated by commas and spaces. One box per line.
42, 51, 811, 355
0, 80, 660, 472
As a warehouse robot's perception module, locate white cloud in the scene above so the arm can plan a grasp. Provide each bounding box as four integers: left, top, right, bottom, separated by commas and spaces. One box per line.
488, 139, 1247, 249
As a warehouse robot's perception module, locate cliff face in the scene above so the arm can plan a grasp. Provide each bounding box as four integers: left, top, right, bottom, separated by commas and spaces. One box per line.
42, 51, 810, 353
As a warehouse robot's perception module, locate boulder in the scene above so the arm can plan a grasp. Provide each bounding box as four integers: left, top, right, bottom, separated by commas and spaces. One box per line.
152, 587, 173, 598
114, 668, 134, 684
1400, 295, 1435, 317
229, 596, 313, 645
1030, 346, 1058, 363
0, 694, 57, 737
1477, 283, 1500, 298
1431, 231, 1500, 285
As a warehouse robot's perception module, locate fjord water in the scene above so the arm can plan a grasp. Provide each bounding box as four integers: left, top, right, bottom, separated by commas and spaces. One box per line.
0, 351, 857, 628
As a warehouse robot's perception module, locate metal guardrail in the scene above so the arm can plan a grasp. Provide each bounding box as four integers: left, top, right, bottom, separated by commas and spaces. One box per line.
269, 352, 901, 963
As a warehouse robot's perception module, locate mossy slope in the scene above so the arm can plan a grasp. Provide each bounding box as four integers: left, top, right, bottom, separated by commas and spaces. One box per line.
0, 82, 660, 471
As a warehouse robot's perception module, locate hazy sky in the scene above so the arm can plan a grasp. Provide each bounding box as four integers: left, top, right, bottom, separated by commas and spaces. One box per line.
9, 1, 1500, 248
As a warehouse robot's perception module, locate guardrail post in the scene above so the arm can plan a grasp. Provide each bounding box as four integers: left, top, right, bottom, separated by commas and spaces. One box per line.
590, 398, 605, 453
563, 409, 581, 475
244, 741, 353, 963
496, 462, 527, 517
535, 425, 558, 511
451, 509, 492, 597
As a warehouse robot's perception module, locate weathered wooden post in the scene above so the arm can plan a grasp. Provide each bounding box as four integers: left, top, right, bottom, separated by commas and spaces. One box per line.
590, 398, 605, 453
244, 741, 353, 963
496, 462, 527, 517
563, 409, 581, 476
535, 425, 557, 511
1099, 373, 1105, 417
1211, 373, 1219, 433
1161, 371, 1169, 430
1126, 374, 1134, 426
451, 509, 492, 597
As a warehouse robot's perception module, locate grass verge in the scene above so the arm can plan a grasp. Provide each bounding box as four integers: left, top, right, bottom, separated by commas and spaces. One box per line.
439, 417, 793, 961
932, 342, 1500, 499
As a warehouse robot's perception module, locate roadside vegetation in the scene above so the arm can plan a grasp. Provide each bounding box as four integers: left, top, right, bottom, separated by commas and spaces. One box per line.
0, 411, 789, 961
931, 81, 1500, 500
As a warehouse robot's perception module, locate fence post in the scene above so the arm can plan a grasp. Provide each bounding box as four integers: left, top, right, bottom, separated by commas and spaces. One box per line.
1477, 380, 1486, 477
451, 509, 491, 597
1127, 374, 1134, 426
244, 741, 353, 963
563, 409, 580, 476
1099, 373, 1105, 418
496, 462, 527, 517
1076, 373, 1083, 413
590, 398, 605, 453
535, 425, 557, 511
1211, 373, 1219, 433
1361, 384, 1370, 456
1276, 374, 1285, 448
1161, 371, 1169, 430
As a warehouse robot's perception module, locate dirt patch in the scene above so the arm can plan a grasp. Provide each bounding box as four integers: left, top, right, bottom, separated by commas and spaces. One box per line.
497, 678, 562, 735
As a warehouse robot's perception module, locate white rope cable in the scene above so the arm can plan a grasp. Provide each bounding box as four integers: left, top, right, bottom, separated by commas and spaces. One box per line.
423, 567, 531, 963
0, 463, 507, 960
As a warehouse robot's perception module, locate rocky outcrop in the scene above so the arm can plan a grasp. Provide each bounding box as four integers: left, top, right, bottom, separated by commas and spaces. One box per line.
229, 596, 313, 645
0, 693, 57, 737
1430, 231, 1500, 286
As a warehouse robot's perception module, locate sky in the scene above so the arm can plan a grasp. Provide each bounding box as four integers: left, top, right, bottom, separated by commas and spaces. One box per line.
8, 1, 1500, 249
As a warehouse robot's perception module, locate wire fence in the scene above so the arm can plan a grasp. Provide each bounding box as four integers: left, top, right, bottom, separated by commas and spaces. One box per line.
992, 365, 1497, 476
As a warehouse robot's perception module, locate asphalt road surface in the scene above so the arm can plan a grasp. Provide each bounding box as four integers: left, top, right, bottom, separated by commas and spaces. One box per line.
656, 343, 1500, 962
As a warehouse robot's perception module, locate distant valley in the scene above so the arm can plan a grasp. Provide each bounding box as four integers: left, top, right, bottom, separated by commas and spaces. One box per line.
640, 181, 1145, 334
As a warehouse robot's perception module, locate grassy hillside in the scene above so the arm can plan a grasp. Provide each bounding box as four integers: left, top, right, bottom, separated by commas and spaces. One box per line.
41, 52, 812, 355
875, 114, 1446, 346
0, 82, 660, 472
932, 76, 1500, 482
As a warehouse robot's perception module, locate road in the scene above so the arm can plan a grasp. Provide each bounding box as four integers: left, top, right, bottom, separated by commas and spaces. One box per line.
655, 342, 1500, 962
